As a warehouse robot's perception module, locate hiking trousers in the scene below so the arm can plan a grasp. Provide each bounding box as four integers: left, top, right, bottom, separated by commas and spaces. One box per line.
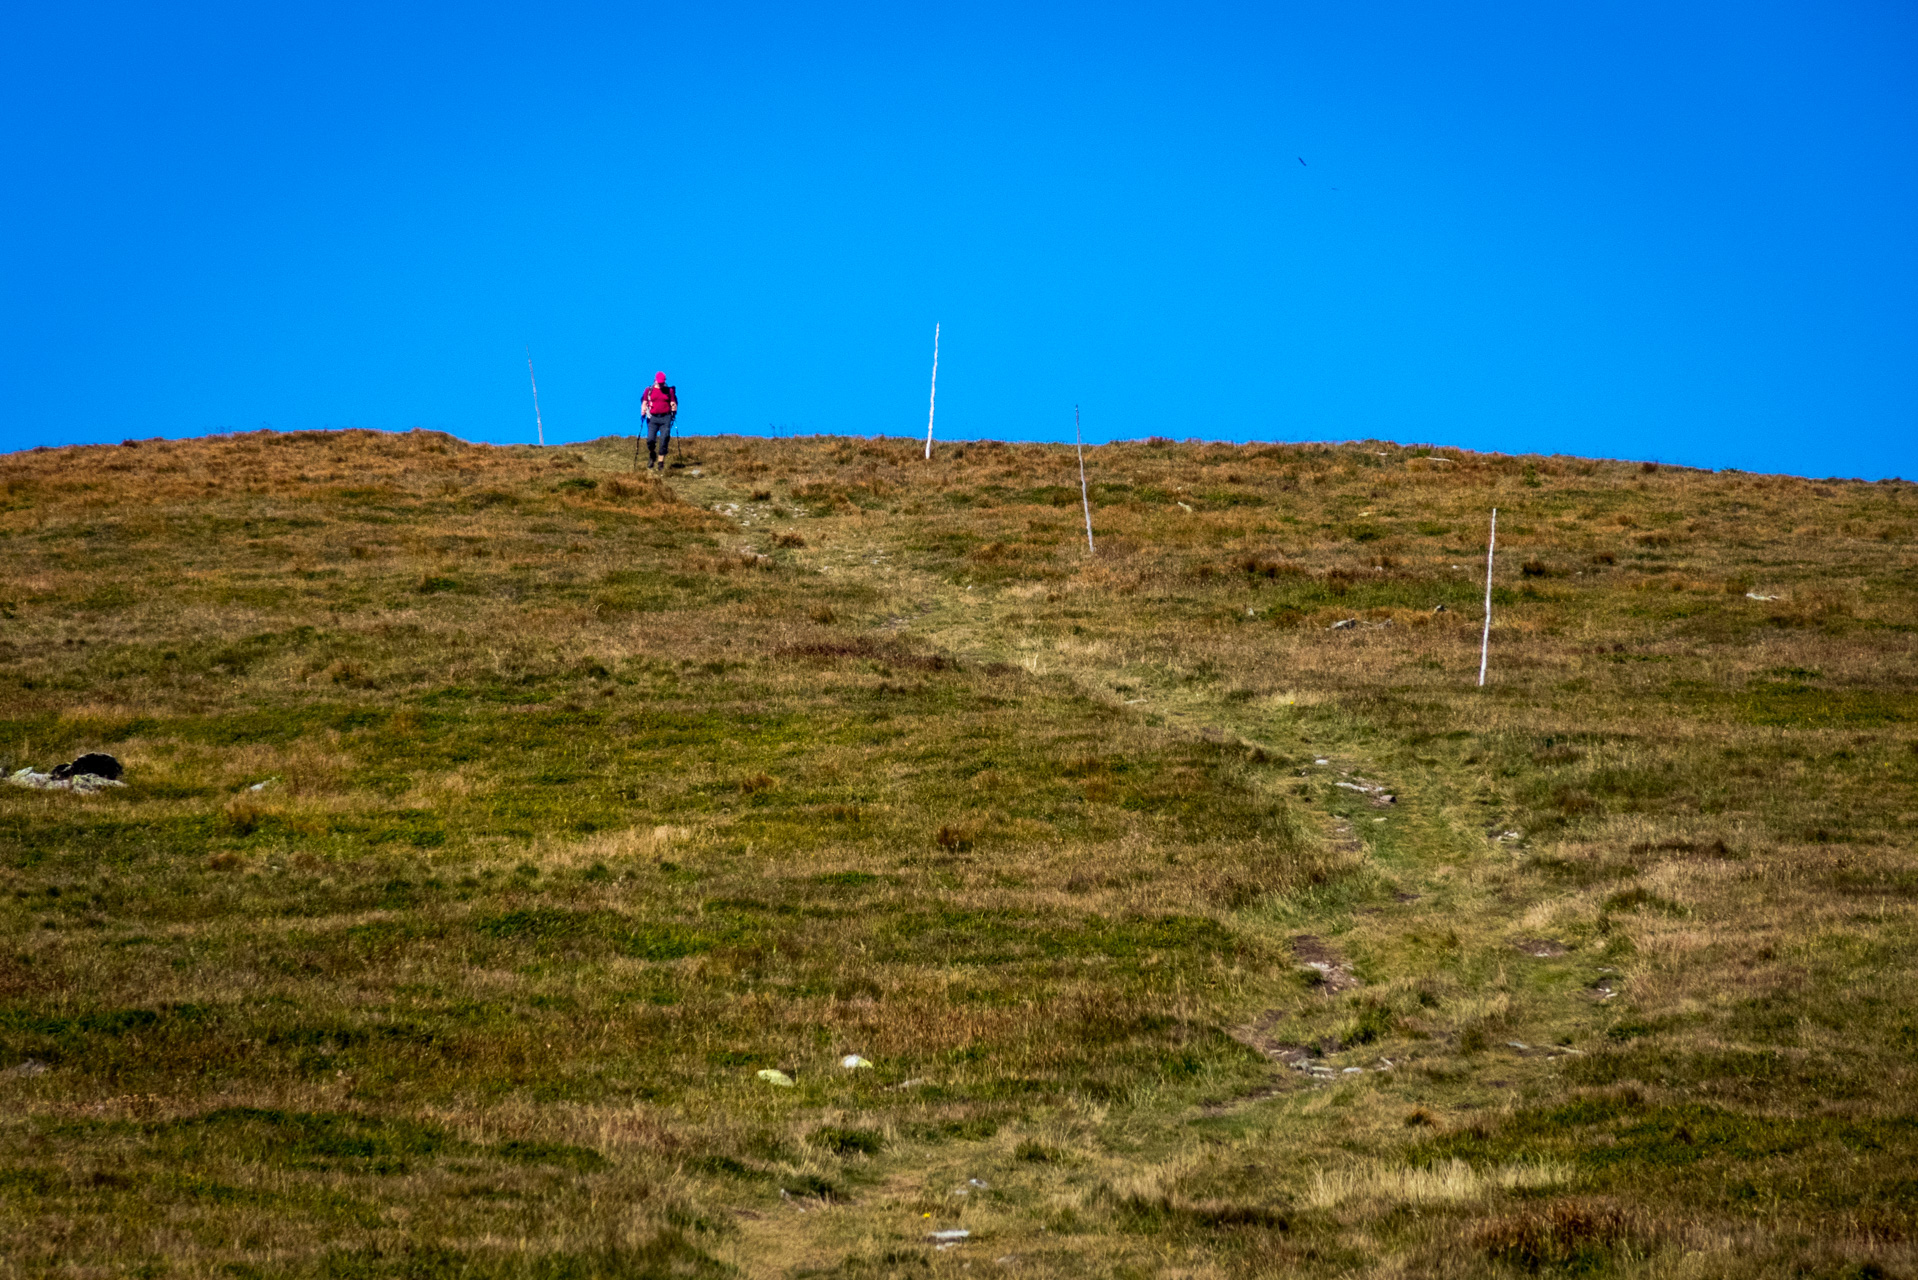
645, 413, 675, 464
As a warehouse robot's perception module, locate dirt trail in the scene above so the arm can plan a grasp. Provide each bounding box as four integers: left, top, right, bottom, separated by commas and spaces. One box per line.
664, 463, 1600, 1109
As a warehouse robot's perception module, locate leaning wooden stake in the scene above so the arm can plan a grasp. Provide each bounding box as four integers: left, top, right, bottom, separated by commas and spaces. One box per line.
1075, 405, 1094, 554
1478, 507, 1497, 687
923, 322, 940, 460
525, 348, 545, 447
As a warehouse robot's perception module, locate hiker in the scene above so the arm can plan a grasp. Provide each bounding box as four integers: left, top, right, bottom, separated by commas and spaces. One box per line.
641, 372, 678, 471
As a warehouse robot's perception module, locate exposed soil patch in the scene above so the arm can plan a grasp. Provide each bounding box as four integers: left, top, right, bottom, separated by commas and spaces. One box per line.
1228, 1011, 1309, 1065
1333, 776, 1398, 806
1218, 1012, 1344, 1101
1292, 934, 1364, 993
1224, 1011, 1366, 1092
1514, 938, 1570, 958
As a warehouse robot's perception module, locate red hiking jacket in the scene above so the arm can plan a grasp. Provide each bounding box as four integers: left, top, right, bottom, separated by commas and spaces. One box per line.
643, 384, 678, 417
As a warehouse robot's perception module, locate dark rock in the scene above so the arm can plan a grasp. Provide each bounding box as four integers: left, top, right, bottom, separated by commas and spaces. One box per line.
51, 753, 122, 781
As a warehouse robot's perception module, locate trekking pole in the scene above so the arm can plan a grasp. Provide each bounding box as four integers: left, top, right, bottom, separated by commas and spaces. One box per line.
1075, 405, 1094, 554
1478, 507, 1497, 687
924, 322, 939, 461
525, 348, 545, 447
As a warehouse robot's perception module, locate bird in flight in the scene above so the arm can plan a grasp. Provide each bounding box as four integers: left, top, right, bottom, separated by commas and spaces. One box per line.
1298, 157, 1308, 166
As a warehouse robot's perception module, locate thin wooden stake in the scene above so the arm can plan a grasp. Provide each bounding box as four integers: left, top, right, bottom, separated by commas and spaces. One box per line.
1478, 507, 1497, 687
923, 322, 939, 461
1075, 405, 1094, 554
525, 348, 545, 447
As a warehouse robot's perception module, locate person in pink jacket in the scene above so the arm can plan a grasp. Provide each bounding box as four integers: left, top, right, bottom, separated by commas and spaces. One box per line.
641, 372, 678, 471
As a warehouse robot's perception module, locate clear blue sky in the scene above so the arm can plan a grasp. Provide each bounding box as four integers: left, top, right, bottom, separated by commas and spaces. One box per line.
4, 2, 1915, 478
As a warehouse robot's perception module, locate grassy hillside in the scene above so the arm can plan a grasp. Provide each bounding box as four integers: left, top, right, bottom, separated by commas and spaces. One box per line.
1, 429, 1914, 1278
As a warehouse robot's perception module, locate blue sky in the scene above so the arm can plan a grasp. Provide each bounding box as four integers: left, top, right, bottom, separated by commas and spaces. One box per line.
4, 2, 1914, 477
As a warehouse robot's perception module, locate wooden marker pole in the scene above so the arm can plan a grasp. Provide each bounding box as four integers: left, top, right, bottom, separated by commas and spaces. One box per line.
924, 322, 939, 460
1075, 405, 1094, 554
525, 348, 545, 447
1478, 507, 1497, 687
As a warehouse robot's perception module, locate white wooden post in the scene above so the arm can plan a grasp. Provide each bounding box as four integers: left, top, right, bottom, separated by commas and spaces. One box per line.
525, 349, 545, 447
1478, 508, 1497, 687
1075, 405, 1094, 554
924, 323, 939, 460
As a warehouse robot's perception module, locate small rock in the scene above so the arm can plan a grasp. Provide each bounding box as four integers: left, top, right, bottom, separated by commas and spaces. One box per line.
1342, 1067, 1363, 1074
1432, 604, 1448, 613
840, 1054, 873, 1070
1515, 938, 1569, 958
1506, 1041, 1529, 1051
928, 1229, 970, 1243
756, 1069, 795, 1087
1329, 618, 1358, 630
8, 767, 126, 794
